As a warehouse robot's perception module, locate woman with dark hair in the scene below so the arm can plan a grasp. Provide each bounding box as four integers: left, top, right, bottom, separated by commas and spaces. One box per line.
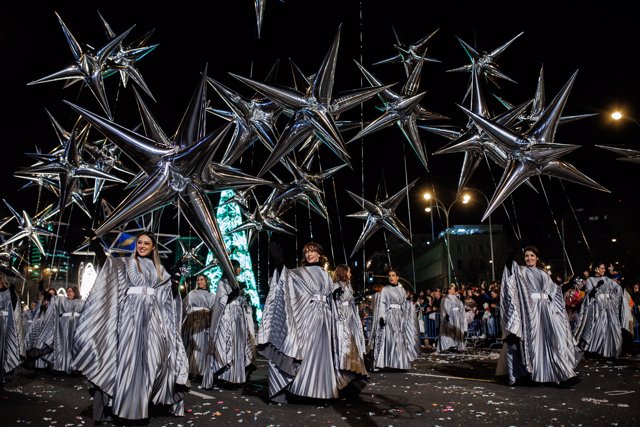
31, 284, 85, 374
202, 259, 256, 388
331, 264, 368, 385
573, 262, 625, 359
368, 268, 420, 371
437, 283, 468, 353
497, 245, 580, 387
258, 242, 355, 402
73, 231, 189, 423
182, 274, 215, 379
0, 274, 20, 386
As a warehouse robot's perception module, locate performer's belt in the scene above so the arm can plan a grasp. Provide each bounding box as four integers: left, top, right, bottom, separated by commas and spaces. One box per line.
341, 301, 350, 306
0, 310, 7, 316
311, 294, 327, 303
389, 303, 402, 309
190, 307, 209, 312
531, 292, 548, 300
61, 312, 80, 318
127, 287, 155, 295
597, 293, 611, 300
452, 307, 459, 311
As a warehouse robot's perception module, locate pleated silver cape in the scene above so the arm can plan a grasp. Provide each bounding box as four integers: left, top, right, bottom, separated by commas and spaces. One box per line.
73, 256, 189, 420
181, 288, 215, 376
437, 294, 468, 353
0, 289, 21, 380
201, 278, 256, 387
257, 266, 351, 400
33, 296, 85, 373
332, 282, 368, 378
573, 276, 624, 358
497, 262, 579, 384
368, 284, 420, 370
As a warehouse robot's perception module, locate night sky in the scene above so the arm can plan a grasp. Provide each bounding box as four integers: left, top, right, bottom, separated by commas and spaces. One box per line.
1, 1, 638, 278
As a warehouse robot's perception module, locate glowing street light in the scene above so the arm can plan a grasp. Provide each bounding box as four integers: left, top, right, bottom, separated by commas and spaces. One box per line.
610, 109, 640, 127
423, 191, 467, 285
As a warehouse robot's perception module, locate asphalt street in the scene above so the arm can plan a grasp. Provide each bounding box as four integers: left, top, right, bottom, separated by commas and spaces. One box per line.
1, 348, 639, 426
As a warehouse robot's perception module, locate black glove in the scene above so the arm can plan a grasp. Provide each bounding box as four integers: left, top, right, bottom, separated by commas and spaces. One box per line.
445, 314, 450, 322
228, 287, 240, 303
379, 317, 386, 328
353, 293, 366, 304
505, 334, 519, 346
332, 287, 344, 301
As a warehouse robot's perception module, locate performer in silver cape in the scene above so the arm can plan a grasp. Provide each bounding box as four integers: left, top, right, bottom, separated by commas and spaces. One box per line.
0, 274, 21, 386
497, 246, 581, 386
32, 285, 84, 374
182, 274, 215, 378
437, 283, 468, 353
73, 232, 189, 422
331, 264, 368, 387
573, 262, 625, 358
257, 242, 353, 402
368, 268, 420, 371
202, 259, 256, 388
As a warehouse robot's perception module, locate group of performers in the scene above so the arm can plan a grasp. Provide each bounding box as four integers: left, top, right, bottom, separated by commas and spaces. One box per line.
0, 238, 633, 422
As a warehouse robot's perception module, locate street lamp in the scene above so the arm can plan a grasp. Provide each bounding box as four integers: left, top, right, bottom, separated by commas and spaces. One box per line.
610, 109, 640, 128
423, 192, 467, 285
461, 188, 495, 281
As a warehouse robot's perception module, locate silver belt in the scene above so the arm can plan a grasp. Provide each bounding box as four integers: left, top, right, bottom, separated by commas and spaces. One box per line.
389, 303, 402, 309
0, 310, 7, 316
531, 292, 548, 300
127, 287, 155, 295
311, 294, 327, 303
191, 307, 209, 312
597, 293, 611, 300
341, 301, 350, 306
61, 312, 80, 317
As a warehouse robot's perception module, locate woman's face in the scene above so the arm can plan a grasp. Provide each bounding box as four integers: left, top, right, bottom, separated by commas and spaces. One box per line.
448, 287, 456, 295
388, 271, 399, 285
346, 268, 352, 281
304, 247, 320, 264
634, 284, 639, 292
196, 275, 208, 289
524, 250, 538, 267
66, 287, 75, 300
136, 234, 155, 258
595, 264, 606, 277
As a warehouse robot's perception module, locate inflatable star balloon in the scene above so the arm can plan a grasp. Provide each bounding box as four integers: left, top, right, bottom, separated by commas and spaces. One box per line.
372, 27, 441, 77
460, 70, 609, 221
230, 26, 386, 177
27, 12, 139, 118
493, 65, 597, 131
432, 64, 532, 192
96, 11, 158, 101
65, 68, 249, 289
270, 157, 348, 219
227, 189, 296, 246
596, 145, 640, 164
206, 76, 282, 165
346, 179, 418, 258
350, 58, 447, 170
448, 32, 523, 91
0, 200, 58, 256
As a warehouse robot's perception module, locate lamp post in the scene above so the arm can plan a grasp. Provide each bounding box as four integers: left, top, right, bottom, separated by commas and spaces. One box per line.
423, 192, 466, 286
461, 188, 495, 281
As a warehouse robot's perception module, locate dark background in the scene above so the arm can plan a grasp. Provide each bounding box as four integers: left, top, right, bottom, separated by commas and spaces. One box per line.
1, 1, 638, 284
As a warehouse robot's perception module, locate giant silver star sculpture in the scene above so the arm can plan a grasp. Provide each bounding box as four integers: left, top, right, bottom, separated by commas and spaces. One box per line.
345, 179, 418, 258
372, 27, 441, 77
349, 57, 447, 170
27, 12, 139, 118
460, 70, 609, 221
230, 26, 387, 177
0, 200, 58, 256
65, 67, 261, 289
